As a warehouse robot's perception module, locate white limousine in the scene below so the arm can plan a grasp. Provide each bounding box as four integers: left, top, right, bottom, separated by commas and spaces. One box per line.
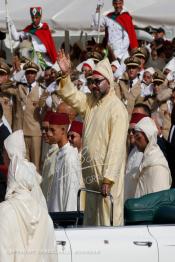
51, 188, 175, 262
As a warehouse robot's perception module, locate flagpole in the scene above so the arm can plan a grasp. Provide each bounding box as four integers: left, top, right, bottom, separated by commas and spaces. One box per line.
5, 0, 13, 54
97, 0, 104, 44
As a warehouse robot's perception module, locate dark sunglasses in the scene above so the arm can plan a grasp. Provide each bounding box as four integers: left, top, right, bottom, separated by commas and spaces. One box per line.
92, 78, 106, 86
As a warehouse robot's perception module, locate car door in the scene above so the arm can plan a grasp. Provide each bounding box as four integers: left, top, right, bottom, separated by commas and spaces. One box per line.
55, 228, 71, 262
148, 225, 175, 262
65, 225, 158, 262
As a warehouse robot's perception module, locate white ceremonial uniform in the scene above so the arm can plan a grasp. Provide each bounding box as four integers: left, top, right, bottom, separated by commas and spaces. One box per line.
10, 22, 52, 66
48, 142, 82, 212
92, 9, 129, 61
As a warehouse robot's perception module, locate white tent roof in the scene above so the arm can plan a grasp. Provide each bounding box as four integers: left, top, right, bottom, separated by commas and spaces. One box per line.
0, 0, 174, 32
133, 0, 175, 27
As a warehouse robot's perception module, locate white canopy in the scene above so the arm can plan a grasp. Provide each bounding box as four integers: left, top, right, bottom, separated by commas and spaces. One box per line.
0, 0, 174, 33
133, 0, 175, 27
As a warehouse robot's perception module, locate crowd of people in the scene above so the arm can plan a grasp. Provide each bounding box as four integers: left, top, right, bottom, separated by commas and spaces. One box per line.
0, 0, 175, 257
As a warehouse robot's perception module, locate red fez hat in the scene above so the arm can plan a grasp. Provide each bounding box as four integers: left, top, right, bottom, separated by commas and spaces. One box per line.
49, 113, 70, 125
43, 111, 53, 122
30, 7, 42, 17
130, 113, 147, 124
69, 121, 83, 137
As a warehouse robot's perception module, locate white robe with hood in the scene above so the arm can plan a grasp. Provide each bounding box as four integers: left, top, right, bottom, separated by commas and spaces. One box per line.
0, 130, 57, 262
134, 117, 172, 197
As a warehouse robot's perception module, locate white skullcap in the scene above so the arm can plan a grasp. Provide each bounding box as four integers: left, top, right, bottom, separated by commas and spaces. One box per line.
144, 67, 155, 75
111, 60, 120, 69
76, 58, 95, 72
82, 58, 95, 70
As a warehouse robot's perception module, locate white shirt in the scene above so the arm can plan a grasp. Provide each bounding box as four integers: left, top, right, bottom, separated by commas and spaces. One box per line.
48, 142, 82, 212
25, 81, 42, 97
128, 77, 139, 91
141, 82, 154, 97
92, 9, 129, 61
130, 77, 139, 86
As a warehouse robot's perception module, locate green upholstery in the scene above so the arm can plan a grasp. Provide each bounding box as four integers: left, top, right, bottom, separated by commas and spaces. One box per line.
154, 205, 175, 224
124, 189, 175, 225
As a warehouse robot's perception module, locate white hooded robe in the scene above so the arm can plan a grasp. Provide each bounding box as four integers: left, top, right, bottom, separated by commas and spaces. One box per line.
0, 130, 57, 262
134, 117, 172, 197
